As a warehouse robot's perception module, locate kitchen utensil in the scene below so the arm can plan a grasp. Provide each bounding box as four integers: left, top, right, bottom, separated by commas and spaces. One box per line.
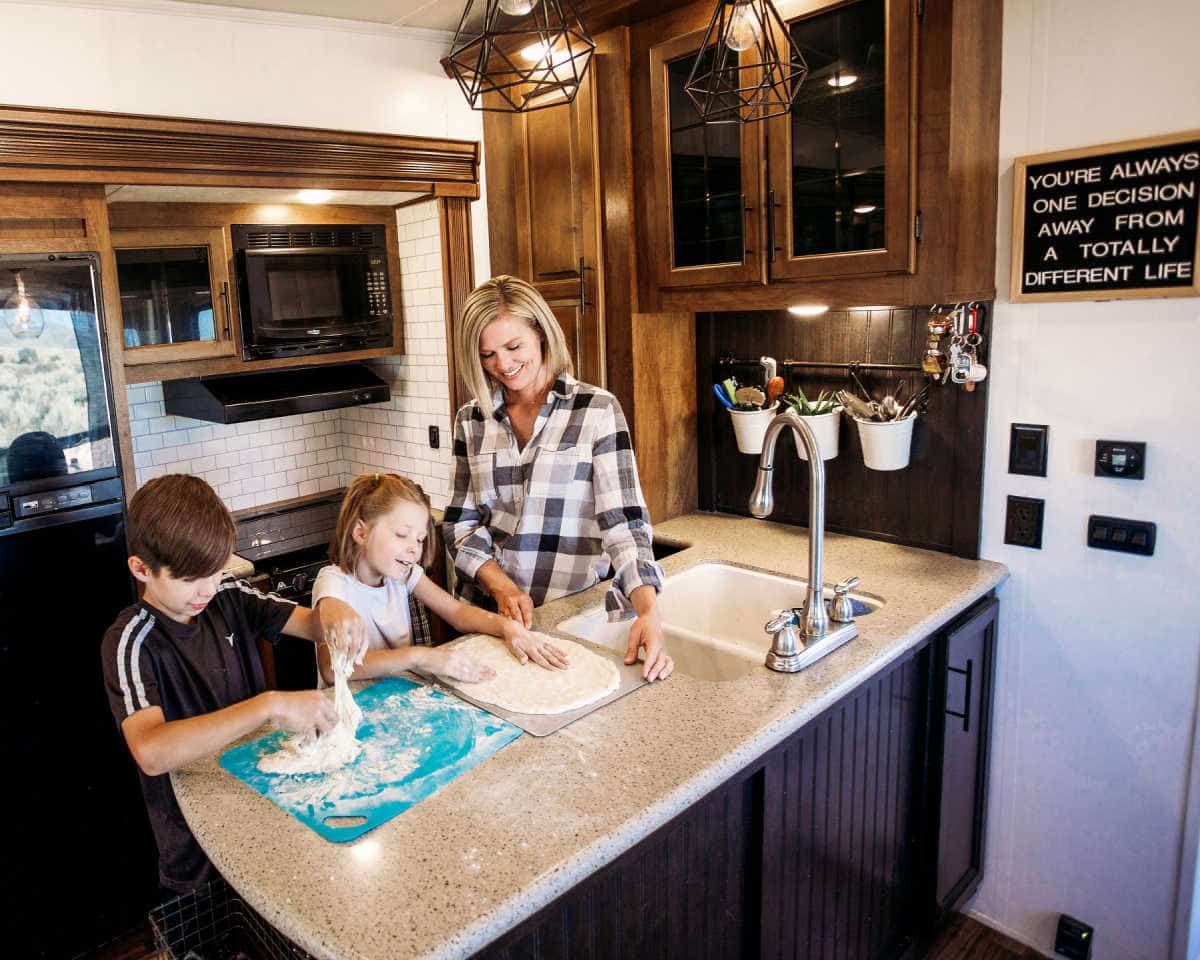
849, 366, 873, 402
713, 383, 734, 409
760, 356, 777, 384
837, 389, 879, 422
734, 385, 766, 407
898, 383, 929, 420
433, 648, 647, 737
219, 677, 521, 842
766, 376, 785, 404
722, 378, 739, 406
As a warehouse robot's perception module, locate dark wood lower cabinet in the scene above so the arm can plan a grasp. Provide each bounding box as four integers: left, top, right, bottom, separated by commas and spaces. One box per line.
929, 597, 998, 918
474, 596, 997, 960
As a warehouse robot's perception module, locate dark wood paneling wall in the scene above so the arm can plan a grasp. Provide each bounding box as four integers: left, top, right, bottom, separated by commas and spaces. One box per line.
475, 769, 758, 960
760, 654, 925, 960
697, 308, 989, 558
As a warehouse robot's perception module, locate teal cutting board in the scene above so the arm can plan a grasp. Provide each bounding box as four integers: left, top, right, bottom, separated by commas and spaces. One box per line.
220, 678, 522, 842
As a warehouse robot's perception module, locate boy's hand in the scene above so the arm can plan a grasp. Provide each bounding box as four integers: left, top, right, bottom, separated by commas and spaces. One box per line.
502, 623, 569, 671
270, 690, 337, 741
418, 647, 496, 684
318, 597, 368, 663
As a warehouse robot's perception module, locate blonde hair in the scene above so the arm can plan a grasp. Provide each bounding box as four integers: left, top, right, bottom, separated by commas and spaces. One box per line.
456, 275, 574, 411
330, 473, 435, 573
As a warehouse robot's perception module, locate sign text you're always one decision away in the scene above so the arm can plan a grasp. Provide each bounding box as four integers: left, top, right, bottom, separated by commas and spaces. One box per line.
1020, 140, 1200, 296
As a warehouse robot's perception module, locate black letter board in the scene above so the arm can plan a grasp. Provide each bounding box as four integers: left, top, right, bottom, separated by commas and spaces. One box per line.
1011, 131, 1200, 302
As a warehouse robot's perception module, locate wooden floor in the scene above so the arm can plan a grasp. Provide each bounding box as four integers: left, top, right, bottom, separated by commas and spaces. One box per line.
927, 914, 1048, 960
93, 913, 1045, 960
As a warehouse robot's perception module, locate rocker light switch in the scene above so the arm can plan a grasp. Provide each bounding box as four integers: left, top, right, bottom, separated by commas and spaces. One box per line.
1009, 423, 1048, 477
1087, 514, 1155, 556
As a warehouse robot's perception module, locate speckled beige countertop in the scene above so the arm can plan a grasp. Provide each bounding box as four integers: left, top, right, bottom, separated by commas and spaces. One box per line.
173, 512, 1007, 960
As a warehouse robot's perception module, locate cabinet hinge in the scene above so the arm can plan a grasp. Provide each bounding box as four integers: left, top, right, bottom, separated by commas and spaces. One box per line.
917, 0, 926, 22
914, 210, 924, 242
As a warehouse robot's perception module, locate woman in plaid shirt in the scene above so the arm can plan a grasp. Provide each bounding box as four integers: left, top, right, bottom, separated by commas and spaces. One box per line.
441, 276, 673, 681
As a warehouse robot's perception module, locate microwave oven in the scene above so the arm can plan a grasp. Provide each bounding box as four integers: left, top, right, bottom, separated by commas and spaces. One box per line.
231, 223, 394, 361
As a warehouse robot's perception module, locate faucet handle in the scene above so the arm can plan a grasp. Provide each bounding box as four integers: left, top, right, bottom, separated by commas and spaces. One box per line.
829, 577, 861, 623
834, 576, 861, 595
764, 608, 801, 634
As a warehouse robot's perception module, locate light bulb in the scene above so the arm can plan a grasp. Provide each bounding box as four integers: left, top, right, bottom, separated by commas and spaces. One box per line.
498, 0, 538, 15
5, 273, 45, 340
724, 1, 762, 53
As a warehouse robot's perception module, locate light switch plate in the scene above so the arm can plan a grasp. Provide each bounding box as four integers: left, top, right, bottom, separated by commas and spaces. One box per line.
1008, 423, 1048, 477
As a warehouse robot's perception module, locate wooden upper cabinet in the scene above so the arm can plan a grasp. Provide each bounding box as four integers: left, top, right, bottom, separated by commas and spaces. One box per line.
110, 225, 238, 366
648, 29, 764, 289
766, 0, 916, 281
482, 63, 604, 387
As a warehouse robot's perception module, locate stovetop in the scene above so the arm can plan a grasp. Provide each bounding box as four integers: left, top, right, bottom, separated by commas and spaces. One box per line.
235, 492, 342, 599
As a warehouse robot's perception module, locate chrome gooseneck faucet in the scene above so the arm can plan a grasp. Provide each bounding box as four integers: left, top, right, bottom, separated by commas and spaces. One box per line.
749, 408, 859, 673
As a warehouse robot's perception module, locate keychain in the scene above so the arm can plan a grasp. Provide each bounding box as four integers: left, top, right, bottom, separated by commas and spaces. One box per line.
923, 305, 954, 378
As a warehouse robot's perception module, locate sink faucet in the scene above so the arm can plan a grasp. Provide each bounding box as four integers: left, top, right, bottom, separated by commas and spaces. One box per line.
749, 408, 858, 672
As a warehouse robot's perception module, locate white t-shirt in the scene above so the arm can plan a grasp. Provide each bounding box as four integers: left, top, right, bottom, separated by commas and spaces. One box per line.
310, 563, 425, 651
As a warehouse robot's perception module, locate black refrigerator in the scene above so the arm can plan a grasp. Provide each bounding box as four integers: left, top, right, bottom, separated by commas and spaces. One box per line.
0, 253, 159, 957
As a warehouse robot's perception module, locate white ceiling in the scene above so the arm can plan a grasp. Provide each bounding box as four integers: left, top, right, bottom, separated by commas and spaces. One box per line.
161, 0, 466, 31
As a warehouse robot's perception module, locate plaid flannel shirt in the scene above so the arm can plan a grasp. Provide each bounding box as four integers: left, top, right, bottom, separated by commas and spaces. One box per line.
441, 374, 663, 620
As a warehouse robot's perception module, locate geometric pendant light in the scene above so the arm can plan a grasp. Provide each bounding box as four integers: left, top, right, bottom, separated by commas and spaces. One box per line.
685, 0, 809, 124
448, 0, 596, 112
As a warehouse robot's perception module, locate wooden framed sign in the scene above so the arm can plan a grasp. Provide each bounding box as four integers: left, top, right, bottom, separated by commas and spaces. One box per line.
1011, 131, 1200, 302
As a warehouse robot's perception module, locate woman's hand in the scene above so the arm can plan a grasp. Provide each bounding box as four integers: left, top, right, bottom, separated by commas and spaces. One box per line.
317, 597, 368, 663
416, 647, 496, 684
625, 587, 673, 682
492, 583, 534, 629
501, 622, 569, 671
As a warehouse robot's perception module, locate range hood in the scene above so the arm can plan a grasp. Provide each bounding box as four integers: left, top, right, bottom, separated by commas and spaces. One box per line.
162, 363, 390, 424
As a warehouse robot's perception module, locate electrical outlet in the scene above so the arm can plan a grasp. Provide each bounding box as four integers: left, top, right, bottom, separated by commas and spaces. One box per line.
1055, 913, 1093, 959
1004, 495, 1044, 549
428, 425, 440, 449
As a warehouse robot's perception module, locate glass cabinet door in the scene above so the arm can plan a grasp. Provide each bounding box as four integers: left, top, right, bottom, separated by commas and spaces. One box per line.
767, 0, 915, 280
650, 29, 763, 289
112, 226, 236, 365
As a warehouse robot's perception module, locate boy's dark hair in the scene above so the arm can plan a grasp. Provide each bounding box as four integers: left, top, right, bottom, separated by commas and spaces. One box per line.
127, 474, 236, 579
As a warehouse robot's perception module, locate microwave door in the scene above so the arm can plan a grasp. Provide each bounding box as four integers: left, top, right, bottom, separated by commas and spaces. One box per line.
243, 250, 372, 339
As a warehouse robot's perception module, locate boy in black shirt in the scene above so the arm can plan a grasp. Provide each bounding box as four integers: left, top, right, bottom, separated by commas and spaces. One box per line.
101, 474, 364, 895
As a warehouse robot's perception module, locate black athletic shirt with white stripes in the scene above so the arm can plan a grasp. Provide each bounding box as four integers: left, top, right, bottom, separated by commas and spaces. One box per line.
100, 574, 296, 893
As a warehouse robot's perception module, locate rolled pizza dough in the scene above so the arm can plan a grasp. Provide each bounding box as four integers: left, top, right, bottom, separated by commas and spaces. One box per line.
443, 633, 620, 715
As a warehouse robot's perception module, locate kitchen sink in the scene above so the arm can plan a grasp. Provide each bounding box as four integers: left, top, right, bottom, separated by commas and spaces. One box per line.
556, 562, 883, 682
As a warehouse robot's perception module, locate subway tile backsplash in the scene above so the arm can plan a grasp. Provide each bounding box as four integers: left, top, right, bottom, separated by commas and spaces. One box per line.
126, 200, 456, 513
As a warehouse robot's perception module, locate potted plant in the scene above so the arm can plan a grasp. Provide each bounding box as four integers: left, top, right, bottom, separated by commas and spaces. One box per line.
782, 388, 843, 461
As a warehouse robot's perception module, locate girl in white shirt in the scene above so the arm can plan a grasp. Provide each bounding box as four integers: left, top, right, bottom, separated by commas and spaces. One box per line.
313, 472, 568, 685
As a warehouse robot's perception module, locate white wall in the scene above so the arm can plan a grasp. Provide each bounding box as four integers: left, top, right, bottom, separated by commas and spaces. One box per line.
345, 200, 455, 509
972, 2, 1200, 957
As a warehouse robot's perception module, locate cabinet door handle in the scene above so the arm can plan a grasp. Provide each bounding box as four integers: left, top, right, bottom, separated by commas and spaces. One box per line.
219, 280, 233, 339
767, 189, 782, 263
946, 658, 974, 733
742, 193, 754, 256
578, 256, 592, 317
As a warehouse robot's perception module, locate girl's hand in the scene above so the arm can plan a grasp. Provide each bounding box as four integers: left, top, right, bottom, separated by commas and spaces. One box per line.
502, 623, 569, 671
317, 597, 368, 663
491, 584, 534, 629
625, 609, 673, 682
419, 647, 496, 684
